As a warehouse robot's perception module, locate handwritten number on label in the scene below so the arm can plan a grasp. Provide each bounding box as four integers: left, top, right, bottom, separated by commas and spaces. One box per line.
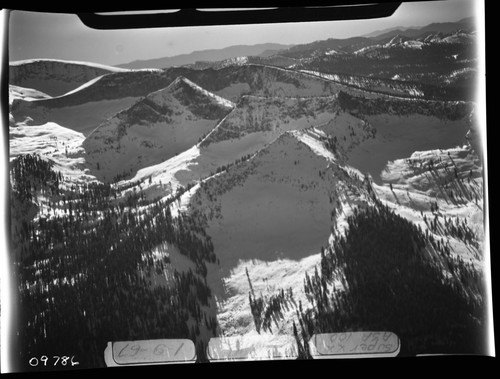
28, 356, 79, 367
118, 343, 130, 357
129, 344, 145, 357
174, 342, 184, 356
151, 342, 184, 357
153, 343, 167, 356
315, 332, 398, 356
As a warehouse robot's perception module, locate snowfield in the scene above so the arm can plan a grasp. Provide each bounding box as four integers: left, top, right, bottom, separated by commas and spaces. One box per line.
9, 121, 97, 184
213, 255, 322, 337
375, 144, 484, 265
9, 85, 51, 103
11, 96, 139, 136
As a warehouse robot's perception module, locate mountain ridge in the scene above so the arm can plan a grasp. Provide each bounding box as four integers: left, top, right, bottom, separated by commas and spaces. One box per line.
9, 58, 131, 97
368, 17, 476, 41
82, 76, 235, 182
116, 43, 294, 70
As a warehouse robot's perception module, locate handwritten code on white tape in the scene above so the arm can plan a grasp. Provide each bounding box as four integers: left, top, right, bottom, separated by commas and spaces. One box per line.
310, 332, 400, 358
107, 339, 196, 365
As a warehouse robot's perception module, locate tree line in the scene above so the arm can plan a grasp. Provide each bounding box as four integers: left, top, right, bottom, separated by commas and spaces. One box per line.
337, 90, 473, 121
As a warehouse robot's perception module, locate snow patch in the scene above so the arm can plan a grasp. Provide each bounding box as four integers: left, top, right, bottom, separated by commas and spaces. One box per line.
9, 122, 97, 183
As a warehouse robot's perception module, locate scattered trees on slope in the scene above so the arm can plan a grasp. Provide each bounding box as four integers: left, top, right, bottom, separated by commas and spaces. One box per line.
297, 201, 486, 356
10, 154, 218, 369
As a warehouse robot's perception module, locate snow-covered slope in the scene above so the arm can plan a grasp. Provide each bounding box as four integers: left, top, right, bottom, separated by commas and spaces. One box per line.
10, 69, 170, 136
346, 112, 471, 185
200, 95, 340, 146
9, 85, 51, 103
299, 69, 425, 98
383, 34, 411, 48
185, 55, 299, 71
9, 121, 97, 184
187, 129, 370, 337
381, 145, 482, 196
120, 94, 376, 200
8, 85, 51, 126
198, 94, 378, 174
372, 142, 485, 272
9, 58, 130, 97
163, 64, 348, 102
357, 30, 475, 55
83, 77, 235, 182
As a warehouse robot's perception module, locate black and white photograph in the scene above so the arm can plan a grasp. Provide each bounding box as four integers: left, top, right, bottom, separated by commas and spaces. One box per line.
1, 0, 494, 373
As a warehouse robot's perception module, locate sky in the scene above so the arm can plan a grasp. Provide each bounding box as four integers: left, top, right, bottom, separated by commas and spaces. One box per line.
7, 0, 480, 67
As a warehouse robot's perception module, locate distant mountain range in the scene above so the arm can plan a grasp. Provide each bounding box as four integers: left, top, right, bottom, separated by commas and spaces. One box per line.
365, 17, 475, 41
115, 17, 474, 70
117, 43, 294, 70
